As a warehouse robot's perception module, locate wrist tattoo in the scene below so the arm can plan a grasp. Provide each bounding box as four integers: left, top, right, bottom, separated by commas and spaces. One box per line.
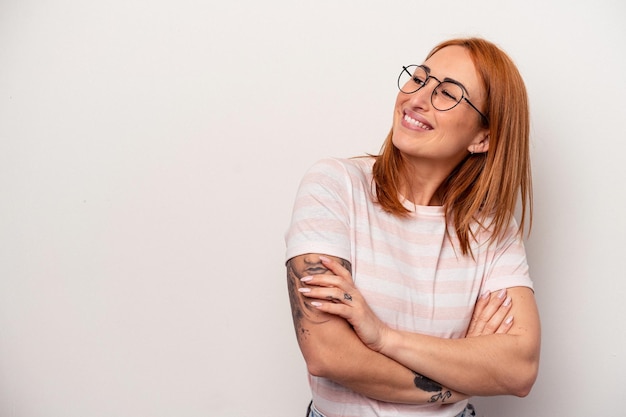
413, 372, 453, 403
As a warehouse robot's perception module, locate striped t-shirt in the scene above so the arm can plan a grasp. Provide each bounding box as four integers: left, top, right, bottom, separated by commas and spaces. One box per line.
285, 157, 533, 417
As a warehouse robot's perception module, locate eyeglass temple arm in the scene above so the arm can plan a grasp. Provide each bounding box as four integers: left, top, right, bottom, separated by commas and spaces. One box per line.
463, 97, 488, 123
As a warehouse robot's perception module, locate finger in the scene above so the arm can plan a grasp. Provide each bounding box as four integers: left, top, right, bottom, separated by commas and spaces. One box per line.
319, 256, 352, 282
481, 295, 512, 334
298, 286, 356, 305
495, 315, 514, 334
310, 300, 352, 319
467, 289, 510, 336
301, 274, 349, 290
469, 290, 504, 335
467, 290, 491, 335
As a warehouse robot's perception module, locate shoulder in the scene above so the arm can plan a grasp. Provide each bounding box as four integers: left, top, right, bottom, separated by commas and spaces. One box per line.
473, 212, 521, 244
300, 156, 374, 190
307, 156, 374, 176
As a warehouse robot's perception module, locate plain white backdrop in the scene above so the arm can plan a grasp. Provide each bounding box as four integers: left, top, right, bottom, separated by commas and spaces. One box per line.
1, 1, 625, 416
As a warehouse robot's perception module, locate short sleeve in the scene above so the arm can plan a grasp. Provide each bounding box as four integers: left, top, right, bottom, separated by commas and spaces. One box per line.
481, 218, 534, 292
285, 158, 353, 263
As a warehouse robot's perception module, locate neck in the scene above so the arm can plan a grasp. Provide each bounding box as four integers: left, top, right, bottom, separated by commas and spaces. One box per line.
400, 158, 455, 206
401, 181, 443, 206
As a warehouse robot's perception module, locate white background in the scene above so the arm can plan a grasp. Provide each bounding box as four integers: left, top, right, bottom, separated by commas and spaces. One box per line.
1, 1, 625, 416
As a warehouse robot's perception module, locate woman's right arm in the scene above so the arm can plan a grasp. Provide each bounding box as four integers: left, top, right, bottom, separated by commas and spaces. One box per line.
287, 253, 467, 405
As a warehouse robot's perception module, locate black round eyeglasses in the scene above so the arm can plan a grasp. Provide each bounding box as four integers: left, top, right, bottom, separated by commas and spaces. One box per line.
398, 65, 488, 124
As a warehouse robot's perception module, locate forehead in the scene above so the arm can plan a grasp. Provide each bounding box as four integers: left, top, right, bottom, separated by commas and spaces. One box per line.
423, 46, 483, 97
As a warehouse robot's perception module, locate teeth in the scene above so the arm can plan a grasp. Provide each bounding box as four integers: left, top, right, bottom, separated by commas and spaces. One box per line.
404, 114, 431, 130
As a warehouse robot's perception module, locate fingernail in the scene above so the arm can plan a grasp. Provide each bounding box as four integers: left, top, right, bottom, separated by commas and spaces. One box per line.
298, 288, 311, 293
505, 315, 514, 325
318, 256, 330, 263
497, 289, 507, 299
311, 302, 323, 307
503, 296, 511, 307
300, 276, 313, 282
480, 290, 490, 299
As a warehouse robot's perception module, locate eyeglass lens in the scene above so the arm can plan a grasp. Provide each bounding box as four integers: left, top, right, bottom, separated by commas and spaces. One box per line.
398, 65, 464, 112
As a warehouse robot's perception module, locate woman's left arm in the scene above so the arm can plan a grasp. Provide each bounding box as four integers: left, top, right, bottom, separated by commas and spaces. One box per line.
382, 285, 540, 397
304, 257, 540, 397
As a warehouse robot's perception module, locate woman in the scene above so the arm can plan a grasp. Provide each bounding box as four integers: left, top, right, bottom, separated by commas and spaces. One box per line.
285, 37, 540, 417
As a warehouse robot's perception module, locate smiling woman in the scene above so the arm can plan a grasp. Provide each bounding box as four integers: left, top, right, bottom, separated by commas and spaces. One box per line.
391, 46, 491, 196
285, 37, 539, 417
376, 38, 532, 255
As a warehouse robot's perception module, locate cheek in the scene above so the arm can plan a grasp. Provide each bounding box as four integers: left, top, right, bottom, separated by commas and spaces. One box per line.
394, 93, 407, 113
441, 113, 479, 138
431, 118, 480, 152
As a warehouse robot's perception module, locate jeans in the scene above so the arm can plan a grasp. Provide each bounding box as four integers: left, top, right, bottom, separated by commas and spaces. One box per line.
458, 403, 476, 417
306, 402, 476, 417
306, 402, 323, 417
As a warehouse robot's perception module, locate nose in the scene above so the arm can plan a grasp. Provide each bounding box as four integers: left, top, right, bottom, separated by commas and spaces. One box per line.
406, 79, 435, 110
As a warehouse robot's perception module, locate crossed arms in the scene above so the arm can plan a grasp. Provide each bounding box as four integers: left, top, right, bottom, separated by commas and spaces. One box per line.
286, 253, 540, 405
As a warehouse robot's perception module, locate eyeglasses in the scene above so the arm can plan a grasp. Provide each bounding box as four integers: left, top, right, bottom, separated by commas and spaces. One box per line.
398, 65, 488, 124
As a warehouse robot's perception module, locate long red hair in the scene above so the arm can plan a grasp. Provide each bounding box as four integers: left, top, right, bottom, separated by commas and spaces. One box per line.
372, 38, 532, 255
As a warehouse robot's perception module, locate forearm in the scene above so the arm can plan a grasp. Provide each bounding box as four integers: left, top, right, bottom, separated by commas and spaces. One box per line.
382, 332, 533, 396
301, 314, 467, 404
379, 288, 541, 397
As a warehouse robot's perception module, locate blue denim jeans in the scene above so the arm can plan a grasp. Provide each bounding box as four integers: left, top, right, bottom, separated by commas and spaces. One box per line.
307, 402, 476, 417
458, 403, 476, 417
306, 402, 322, 417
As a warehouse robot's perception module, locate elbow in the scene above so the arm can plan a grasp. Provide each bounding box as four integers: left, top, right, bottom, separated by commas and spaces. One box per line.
511, 380, 534, 398
302, 346, 335, 379
303, 341, 353, 381
509, 358, 539, 398
506, 331, 541, 398
298, 319, 356, 380
305, 354, 341, 379
306, 360, 326, 378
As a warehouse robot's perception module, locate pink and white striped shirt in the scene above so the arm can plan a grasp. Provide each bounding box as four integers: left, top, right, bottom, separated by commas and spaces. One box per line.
285, 157, 533, 417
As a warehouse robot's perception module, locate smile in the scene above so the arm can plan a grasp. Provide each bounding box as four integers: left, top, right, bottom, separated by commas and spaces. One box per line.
403, 114, 432, 130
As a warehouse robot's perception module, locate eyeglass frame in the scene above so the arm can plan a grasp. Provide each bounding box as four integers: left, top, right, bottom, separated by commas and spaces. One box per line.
398, 65, 489, 125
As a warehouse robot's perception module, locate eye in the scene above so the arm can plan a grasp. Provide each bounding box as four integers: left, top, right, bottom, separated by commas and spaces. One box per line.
441, 88, 457, 100
412, 75, 426, 86
398, 65, 430, 94
436, 82, 462, 102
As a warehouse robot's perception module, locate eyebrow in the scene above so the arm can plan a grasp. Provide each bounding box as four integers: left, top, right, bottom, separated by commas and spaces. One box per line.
421, 64, 471, 98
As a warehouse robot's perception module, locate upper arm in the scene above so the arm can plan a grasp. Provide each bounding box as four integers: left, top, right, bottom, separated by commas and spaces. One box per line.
286, 253, 399, 385
506, 286, 541, 360
483, 223, 540, 366
501, 286, 541, 395
286, 253, 353, 356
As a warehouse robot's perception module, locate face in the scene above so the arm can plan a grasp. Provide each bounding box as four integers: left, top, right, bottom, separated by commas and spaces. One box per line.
392, 45, 489, 172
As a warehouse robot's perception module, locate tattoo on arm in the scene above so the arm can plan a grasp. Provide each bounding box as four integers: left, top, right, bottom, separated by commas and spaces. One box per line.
286, 255, 352, 343
413, 372, 452, 403
286, 260, 319, 342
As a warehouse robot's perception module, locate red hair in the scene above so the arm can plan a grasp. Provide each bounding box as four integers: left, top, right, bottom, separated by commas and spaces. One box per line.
372, 38, 532, 255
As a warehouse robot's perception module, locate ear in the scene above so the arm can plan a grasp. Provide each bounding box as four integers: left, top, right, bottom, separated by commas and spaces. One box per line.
468, 131, 489, 154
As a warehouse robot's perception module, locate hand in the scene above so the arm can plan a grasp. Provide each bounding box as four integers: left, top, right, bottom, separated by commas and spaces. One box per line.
298, 256, 389, 352
465, 288, 514, 337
